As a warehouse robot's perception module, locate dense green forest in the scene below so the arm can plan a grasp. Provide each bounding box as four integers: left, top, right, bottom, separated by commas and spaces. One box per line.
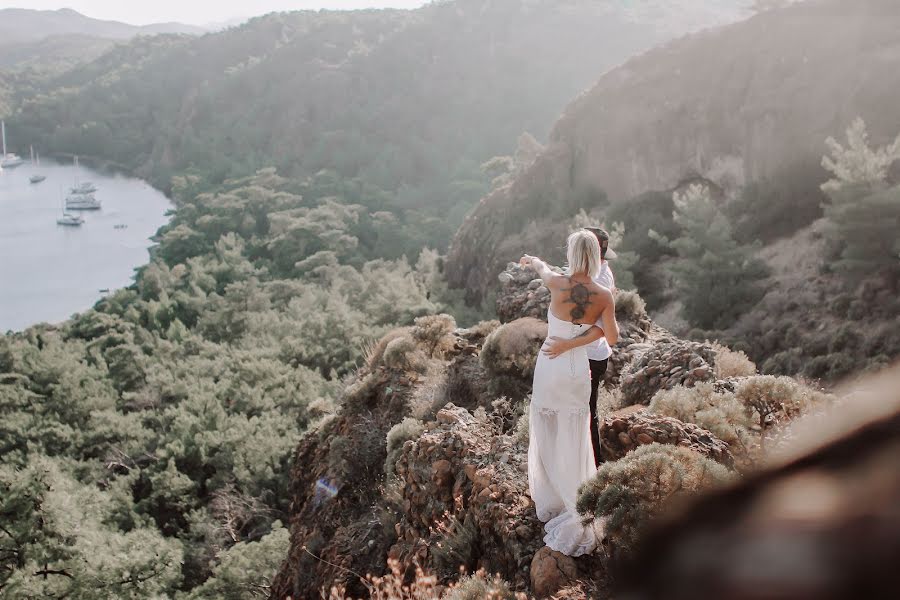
5, 0, 745, 250
0, 168, 476, 597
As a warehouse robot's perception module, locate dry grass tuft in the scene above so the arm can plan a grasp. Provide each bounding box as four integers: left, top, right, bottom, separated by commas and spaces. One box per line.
711, 342, 757, 378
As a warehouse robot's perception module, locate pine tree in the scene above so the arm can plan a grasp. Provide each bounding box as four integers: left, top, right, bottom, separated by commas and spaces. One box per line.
667, 184, 769, 330
820, 118, 900, 276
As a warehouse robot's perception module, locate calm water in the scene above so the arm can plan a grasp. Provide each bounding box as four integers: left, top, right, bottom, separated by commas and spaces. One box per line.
0, 160, 171, 332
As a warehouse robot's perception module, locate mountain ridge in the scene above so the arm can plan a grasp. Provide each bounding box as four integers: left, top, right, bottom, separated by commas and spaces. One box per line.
0, 7, 206, 46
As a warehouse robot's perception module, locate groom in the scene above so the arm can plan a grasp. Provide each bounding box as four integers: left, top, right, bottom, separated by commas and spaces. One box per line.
585, 227, 617, 467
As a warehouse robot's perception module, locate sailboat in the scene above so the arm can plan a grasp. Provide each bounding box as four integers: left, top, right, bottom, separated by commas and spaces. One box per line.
0, 121, 24, 169
56, 189, 84, 226
29, 146, 46, 183
70, 155, 97, 194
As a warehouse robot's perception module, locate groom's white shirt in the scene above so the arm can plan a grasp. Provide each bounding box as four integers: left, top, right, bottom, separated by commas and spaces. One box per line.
587, 261, 614, 362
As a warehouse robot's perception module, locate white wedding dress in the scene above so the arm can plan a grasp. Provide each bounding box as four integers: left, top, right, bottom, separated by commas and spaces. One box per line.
527, 309, 600, 556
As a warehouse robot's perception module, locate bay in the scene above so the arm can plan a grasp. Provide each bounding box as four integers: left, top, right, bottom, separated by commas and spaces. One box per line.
0, 159, 171, 332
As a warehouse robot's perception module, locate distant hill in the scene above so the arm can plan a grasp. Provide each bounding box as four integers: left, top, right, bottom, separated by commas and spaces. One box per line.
8, 0, 749, 251
0, 8, 205, 45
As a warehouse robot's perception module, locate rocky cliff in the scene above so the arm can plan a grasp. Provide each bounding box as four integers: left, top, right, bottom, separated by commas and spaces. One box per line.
269, 264, 896, 599
446, 0, 900, 303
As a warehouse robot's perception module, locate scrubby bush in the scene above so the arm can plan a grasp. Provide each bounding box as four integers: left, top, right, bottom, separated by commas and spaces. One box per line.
711, 342, 757, 378
479, 318, 547, 379
411, 313, 457, 358
735, 375, 831, 431
577, 443, 734, 555
648, 383, 752, 449
384, 418, 425, 477
761, 348, 805, 376
615, 289, 648, 323
465, 319, 501, 342
367, 327, 413, 369
382, 335, 429, 374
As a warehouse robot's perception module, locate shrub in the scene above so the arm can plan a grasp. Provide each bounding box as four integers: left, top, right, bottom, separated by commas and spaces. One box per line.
576, 443, 733, 555
760, 349, 805, 376
479, 318, 547, 379
828, 324, 863, 355
648, 383, 752, 449
710, 342, 757, 378
465, 319, 501, 342
734, 375, 830, 430
367, 327, 413, 369
615, 289, 648, 323
411, 313, 457, 358
384, 417, 425, 477
382, 335, 429, 374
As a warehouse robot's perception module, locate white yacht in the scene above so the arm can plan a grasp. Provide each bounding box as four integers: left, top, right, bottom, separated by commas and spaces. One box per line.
66, 193, 102, 210
57, 213, 85, 226
0, 121, 24, 169
70, 182, 98, 194
30, 175, 47, 184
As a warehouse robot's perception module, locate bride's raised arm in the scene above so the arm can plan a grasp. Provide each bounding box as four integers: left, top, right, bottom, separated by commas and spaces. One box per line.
520, 254, 558, 285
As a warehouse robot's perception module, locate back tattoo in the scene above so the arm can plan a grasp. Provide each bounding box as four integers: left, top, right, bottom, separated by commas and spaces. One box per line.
562, 281, 598, 321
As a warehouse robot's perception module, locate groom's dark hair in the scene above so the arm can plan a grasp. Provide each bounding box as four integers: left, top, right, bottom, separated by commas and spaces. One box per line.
586, 227, 610, 259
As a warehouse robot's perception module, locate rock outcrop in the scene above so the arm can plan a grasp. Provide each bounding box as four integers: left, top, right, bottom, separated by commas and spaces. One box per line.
272, 265, 894, 599
598, 408, 735, 468
447, 0, 900, 303
390, 404, 541, 588
620, 340, 717, 405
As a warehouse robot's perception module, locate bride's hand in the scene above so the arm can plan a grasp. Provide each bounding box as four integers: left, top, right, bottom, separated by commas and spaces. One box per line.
542, 336, 571, 359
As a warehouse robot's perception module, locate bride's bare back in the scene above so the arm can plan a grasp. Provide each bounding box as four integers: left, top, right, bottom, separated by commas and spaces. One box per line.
548, 274, 610, 325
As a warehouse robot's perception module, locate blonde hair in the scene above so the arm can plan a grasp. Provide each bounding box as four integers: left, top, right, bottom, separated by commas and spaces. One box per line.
566, 229, 601, 278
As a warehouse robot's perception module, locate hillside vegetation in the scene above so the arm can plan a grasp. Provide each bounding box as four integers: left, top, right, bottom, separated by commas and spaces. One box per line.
447, 0, 900, 378
6, 0, 747, 251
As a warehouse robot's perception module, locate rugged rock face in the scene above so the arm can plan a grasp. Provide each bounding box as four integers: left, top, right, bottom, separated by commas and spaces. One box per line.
620, 340, 717, 405
447, 0, 900, 303
272, 265, 893, 598
598, 408, 735, 468
389, 404, 541, 588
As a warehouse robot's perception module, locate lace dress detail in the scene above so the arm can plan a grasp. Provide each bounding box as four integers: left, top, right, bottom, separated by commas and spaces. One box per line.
527, 310, 603, 556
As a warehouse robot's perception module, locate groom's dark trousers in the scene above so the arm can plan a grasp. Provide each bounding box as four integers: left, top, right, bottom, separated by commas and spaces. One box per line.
589, 358, 609, 467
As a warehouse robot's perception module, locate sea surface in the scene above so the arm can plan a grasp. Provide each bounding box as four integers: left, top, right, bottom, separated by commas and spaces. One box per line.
0, 159, 171, 332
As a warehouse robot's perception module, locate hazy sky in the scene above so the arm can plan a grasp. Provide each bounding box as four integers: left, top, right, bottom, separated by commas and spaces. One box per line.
1, 1, 430, 26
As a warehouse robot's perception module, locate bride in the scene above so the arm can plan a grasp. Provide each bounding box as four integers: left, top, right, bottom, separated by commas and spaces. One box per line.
520, 229, 619, 556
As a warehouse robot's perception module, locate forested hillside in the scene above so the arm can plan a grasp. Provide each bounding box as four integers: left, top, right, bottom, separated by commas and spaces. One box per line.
6, 0, 747, 250
0, 1, 755, 596
2, 0, 897, 597
447, 0, 900, 379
